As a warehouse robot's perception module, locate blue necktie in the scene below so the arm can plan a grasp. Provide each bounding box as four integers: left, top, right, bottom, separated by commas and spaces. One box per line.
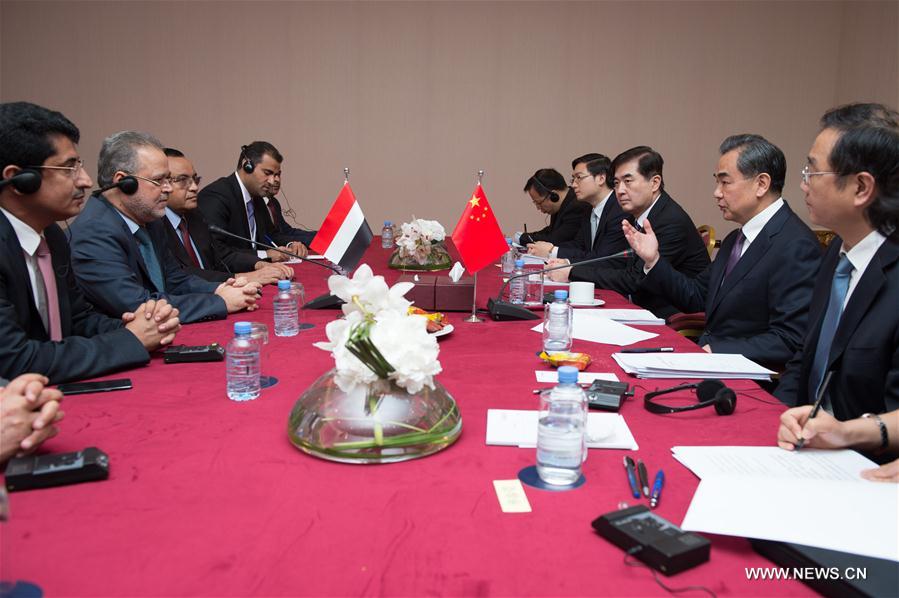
134, 228, 165, 292
246, 198, 257, 246
808, 254, 854, 408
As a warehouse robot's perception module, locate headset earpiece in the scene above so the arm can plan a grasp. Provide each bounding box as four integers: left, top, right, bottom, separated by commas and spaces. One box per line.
117, 175, 139, 196
241, 145, 255, 174
0, 169, 42, 194
548, 191, 560, 203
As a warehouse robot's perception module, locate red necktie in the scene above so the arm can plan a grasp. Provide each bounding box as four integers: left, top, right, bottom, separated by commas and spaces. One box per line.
178, 219, 201, 268
267, 200, 278, 225
35, 238, 63, 341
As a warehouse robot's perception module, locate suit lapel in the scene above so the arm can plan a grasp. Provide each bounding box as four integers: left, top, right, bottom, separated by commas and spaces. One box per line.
0, 213, 45, 335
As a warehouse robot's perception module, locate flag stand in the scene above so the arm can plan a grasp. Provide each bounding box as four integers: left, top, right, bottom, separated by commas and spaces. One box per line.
464, 169, 487, 323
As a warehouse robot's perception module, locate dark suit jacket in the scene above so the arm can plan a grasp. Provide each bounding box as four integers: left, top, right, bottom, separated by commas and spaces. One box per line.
642, 202, 821, 369
197, 174, 294, 271
556, 192, 629, 262
162, 210, 231, 283
266, 196, 317, 247
775, 235, 899, 420
519, 189, 590, 246
0, 211, 149, 384
69, 195, 227, 324
569, 191, 710, 319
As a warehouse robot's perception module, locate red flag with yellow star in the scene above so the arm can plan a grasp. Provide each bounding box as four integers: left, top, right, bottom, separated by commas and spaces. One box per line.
451, 183, 509, 274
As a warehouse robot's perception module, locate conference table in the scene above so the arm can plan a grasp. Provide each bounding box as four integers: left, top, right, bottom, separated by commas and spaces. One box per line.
1, 241, 814, 597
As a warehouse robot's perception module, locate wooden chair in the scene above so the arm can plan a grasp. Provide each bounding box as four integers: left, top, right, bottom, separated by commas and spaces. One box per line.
814, 229, 836, 249
696, 224, 717, 258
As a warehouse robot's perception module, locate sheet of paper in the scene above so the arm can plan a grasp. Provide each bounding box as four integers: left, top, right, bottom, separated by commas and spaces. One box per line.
493, 480, 532, 513
613, 352, 774, 379
592, 309, 666, 325
671, 446, 878, 481
486, 409, 639, 450
534, 371, 619, 384
681, 476, 899, 562
520, 254, 548, 265
532, 311, 658, 346
283, 254, 325, 264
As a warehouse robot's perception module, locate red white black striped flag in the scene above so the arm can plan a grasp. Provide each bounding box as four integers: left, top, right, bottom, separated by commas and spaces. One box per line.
310, 183, 373, 271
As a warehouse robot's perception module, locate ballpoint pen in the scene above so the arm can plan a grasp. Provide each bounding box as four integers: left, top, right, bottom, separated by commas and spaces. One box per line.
637, 459, 650, 497
650, 470, 665, 509
796, 370, 834, 450
623, 456, 640, 499
621, 347, 675, 354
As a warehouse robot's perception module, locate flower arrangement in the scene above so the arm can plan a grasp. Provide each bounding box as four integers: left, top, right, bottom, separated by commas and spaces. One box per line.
394, 218, 446, 265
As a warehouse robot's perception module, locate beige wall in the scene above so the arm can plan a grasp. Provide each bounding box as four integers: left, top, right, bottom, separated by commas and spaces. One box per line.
2, 0, 897, 239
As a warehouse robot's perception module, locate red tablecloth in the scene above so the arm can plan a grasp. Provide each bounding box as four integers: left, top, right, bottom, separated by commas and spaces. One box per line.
1, 243, 812, 596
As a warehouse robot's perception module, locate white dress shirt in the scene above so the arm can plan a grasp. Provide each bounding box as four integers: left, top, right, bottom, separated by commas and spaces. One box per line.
1, 207, 49, 330
840, 229, 888, 308
234, 173, 268, 259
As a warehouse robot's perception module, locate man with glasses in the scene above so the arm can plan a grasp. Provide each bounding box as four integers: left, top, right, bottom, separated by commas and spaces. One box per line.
1, 102, 182, 383
198, 141, 309, 266
526, 153, 627, 261
621, 135, 821, 370
546, 146, 709, 318
161, 148, 291, 285
774, 103, 899, 421
69, 131, 261, 324
518, 168, 590, 246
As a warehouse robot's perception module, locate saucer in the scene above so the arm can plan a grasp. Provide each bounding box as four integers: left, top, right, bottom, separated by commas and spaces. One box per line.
569, 299, 605, 308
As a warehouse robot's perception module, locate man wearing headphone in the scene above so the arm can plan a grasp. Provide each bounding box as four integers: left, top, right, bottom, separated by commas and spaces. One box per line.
0, 102, 181, 383
518, 168, 590, 246
198, 141, 309, 267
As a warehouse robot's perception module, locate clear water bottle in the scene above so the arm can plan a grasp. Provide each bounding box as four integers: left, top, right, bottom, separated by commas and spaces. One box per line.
509, 259, 526, 304
537, 365, 588, 485
226, 321, 261, 402
273, 279, 299, 337
501, 237, 516, 274
543, 289, 573, 353
381, 221, 394, 248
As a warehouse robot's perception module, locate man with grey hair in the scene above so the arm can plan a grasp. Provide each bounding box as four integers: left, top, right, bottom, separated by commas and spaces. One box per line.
622, 134, 822, 371
69, 131, 261, 324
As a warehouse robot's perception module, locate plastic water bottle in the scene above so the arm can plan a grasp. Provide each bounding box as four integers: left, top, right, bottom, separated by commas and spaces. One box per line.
501, 237, 516, 274
543, 289, 573, 353
381, 221, 394, 248
226, 321, 261, 401
509, 259, 526, 304
537, 366, 588, 485
273, 280, 299, 337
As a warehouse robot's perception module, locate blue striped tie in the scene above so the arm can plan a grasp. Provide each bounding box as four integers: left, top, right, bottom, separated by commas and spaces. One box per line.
808, 254, 853, 409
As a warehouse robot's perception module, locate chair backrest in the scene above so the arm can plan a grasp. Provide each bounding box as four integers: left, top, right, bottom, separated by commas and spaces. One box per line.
696, 225, 717, 258
814, 229, 836, 249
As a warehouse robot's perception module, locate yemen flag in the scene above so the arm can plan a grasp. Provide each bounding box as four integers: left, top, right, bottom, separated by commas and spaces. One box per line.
310, 183, 373, 271
451, 183, 509, 274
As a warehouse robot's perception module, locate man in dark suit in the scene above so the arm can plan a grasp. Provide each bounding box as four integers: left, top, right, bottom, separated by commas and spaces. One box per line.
547, 146, 710, 318
518, 168, 590, 246
0, 102, 180, 383
198, 141, 309, 270
265, 179, 317, 247
526, 153, 628, 262
69, 131, 261, 324
775, 103, 899, 422
162, 148, 290, 285
623, 135, 822, 370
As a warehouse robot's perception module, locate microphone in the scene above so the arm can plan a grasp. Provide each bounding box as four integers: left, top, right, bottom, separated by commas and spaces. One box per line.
95, 176, 139, 196
487, 249, 633, 321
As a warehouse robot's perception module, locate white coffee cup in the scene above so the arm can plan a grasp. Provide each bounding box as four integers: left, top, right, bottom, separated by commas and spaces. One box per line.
568, 281, 595, 304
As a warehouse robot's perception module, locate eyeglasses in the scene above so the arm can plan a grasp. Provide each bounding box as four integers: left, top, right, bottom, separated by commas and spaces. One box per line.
129, 173, 173, 187
171, 174, 202, 188
570, 173, 592, 185
801, 164, 837, 185
27, 158, 85, 179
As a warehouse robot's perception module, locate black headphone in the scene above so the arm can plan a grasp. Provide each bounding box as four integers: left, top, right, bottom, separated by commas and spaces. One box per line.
529, 173, 561, 203
643, 379, 737, 416
240, 145, 255, 174
95, 175, 139, 196
0, 168, 43, 194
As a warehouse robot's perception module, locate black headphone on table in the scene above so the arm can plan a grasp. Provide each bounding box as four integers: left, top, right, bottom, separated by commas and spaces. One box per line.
0, 168, 43, 194
529, 173, 561, 203
643, 379, 737, 416
240, 145, 255, 174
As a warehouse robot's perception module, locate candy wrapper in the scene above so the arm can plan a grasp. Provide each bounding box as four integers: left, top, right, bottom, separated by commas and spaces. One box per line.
537, 351, 592, 371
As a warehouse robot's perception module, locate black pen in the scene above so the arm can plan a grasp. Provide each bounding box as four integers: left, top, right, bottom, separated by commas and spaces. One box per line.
796, 370, 834, 450
637, 459, 650, 497
623, 457, 640, 499
620, 347, 674, 354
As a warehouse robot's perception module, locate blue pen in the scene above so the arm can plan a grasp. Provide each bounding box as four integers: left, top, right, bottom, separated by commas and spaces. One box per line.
623, 457, 640, 499
650, 470, 665, 509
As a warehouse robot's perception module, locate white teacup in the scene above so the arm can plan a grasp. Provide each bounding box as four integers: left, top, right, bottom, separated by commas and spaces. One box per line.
568, 281, 595, 304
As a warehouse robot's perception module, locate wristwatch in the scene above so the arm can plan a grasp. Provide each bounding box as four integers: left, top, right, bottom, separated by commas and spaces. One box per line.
861, 413, 889, 452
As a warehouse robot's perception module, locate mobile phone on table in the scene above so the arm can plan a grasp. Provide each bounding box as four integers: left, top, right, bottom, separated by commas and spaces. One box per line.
57, 378, 132, 396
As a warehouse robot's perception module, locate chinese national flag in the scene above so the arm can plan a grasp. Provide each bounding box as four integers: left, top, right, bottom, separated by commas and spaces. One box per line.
451, 183, 509, 274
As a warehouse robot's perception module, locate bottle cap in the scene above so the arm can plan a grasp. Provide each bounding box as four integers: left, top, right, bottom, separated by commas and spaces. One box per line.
514, 259, 525, 268
505, 237, 512, 243
234, 321, 252, 335
557, 366, 579, 384
384, 220, 392, 226
278, 280, 292, 291
554, 290, 568, 301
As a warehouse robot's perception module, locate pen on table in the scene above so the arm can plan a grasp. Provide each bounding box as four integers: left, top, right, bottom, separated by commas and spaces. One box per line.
795, 370, 834, 450
620, 347, 675, 354
623, 456, 640, 499
650, 470, 665, 509
637, 459, 650, 497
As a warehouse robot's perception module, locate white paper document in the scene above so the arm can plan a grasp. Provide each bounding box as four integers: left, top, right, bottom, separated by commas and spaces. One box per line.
613, 352, 774, 380
593, 309, 666, 325
486, 409, 639, 450
534, 371, 619, 384
284, 255, 325, 264
671, 446, 878, 481
532, 311, 658, 346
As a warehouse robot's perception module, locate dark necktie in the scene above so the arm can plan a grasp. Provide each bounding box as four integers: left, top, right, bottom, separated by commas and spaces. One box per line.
178, 219, 201, 268
267, 199, 278, 226
246, 198, 257, 244
134, 228, 165, 292
808, 254, 854, 409
722, 230, 746, 279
